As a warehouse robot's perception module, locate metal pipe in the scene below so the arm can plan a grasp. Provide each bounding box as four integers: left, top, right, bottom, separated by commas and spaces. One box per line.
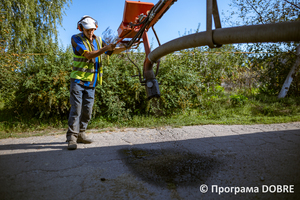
152, 26, 161, 46
148, 21, 300, 63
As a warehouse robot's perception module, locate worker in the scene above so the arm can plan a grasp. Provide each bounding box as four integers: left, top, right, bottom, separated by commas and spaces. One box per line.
67, 15, 123, 150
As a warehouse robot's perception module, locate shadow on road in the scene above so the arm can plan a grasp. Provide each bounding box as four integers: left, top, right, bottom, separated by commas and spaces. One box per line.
0, 142, 66, 150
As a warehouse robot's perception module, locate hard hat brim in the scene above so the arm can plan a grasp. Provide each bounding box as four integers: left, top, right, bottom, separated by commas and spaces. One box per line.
82, 23, 96, 30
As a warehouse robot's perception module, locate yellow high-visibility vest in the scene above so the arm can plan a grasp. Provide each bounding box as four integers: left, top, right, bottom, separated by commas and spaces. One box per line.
70, 33, 103, 85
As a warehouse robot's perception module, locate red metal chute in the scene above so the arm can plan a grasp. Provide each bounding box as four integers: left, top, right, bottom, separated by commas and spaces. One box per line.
117, 0, 154, 39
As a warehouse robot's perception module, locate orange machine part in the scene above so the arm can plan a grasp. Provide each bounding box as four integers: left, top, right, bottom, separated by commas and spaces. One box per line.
118, 0, 154, 38
146, 0, 175, 29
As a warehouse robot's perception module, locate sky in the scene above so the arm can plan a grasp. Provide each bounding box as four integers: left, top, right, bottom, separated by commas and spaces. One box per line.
57, 0, 233, 50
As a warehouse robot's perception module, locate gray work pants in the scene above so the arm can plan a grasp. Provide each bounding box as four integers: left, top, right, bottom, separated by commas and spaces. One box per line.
66, 81, 95, 140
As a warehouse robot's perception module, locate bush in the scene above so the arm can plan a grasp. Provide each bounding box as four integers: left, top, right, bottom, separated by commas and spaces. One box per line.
1, 44, 299, 121
230, 94, 248, 106
11, 46, 73, 118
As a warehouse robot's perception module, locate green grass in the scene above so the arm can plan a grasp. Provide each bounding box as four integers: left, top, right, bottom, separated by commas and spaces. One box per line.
90, 110, 299, 129
0, 94, 299, 139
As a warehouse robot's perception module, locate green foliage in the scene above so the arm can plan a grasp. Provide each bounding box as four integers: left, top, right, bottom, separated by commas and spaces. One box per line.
2, 43, 299, 122
224, 0, 300, 97
230, 94, 248, 106
1, 44, 300, 136
251, 94, 300, 116
94, 52, 148, 121
0, 0, 299, 124
0, 0, 72, 118
0, 0, 71, 53
0, 50, 28, 104
155, 45, 244, 115
228, 0, 300, 25
12, 46, 73, 118
257, 52, 300, 96
91, 46, 243, 121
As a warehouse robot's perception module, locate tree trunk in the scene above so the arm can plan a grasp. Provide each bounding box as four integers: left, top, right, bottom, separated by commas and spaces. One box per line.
278, 45, 300, 98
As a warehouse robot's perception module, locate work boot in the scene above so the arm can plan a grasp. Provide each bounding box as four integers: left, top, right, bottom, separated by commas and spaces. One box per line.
77, 132, 93, 144
67, 135, 78, 150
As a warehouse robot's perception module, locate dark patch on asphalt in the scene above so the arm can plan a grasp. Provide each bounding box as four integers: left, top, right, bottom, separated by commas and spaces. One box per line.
118, 148, 221, 188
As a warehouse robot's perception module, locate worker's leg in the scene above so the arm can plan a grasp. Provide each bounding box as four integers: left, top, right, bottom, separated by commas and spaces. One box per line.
78, 86, 95, 143
66, 82, 84, 149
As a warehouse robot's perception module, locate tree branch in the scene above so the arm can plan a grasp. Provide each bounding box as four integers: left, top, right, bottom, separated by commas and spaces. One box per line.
283, 0, 300, 10
245, 0, 265, 24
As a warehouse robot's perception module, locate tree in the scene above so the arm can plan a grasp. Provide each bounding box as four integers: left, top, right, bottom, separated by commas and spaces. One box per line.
0, 0, 72, 116
223, 0, 300, 96
228, 0, 299, 25
0, 0, 71, 53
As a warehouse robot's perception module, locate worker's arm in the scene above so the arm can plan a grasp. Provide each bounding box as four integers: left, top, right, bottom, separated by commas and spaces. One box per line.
83, 43, 116, 60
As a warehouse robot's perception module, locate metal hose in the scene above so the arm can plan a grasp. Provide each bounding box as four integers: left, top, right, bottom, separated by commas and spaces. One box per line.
148, 21, 300, 63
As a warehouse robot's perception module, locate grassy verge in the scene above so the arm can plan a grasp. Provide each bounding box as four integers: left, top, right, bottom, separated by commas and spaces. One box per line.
1, 94, 299, 139
88, 110, 300, 130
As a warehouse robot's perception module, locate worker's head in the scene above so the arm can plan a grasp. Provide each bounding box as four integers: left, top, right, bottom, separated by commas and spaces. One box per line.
77, 16, 98, 40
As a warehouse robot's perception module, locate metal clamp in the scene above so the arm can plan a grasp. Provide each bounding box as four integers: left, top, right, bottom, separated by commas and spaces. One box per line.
206, 0, 222, 48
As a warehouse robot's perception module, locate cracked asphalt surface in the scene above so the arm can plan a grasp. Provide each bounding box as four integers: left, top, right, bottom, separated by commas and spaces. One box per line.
0, 122, 299, 200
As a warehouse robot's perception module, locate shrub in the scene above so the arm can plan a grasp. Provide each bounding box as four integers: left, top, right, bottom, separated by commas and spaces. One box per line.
12, 46, 73, 118
1, 44, 299, 121
230, 94, 248, 106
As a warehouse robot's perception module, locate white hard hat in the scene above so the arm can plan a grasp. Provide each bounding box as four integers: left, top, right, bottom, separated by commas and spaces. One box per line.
79, 16, 98, 29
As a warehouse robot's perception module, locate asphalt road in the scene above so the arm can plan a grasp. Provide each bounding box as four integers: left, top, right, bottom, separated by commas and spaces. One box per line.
0, 122, 299, 200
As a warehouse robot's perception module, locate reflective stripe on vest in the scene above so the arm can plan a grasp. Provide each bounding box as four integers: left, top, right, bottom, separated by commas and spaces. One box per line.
72, 67, 96, 73
95, 36, 103, 85
70, 33, 102, 84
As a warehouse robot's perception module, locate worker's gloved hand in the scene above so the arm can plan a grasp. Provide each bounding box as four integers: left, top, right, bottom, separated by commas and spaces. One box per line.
105, 43, 116, 56
105, 50, 113, 56
107, 43, 116, 51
